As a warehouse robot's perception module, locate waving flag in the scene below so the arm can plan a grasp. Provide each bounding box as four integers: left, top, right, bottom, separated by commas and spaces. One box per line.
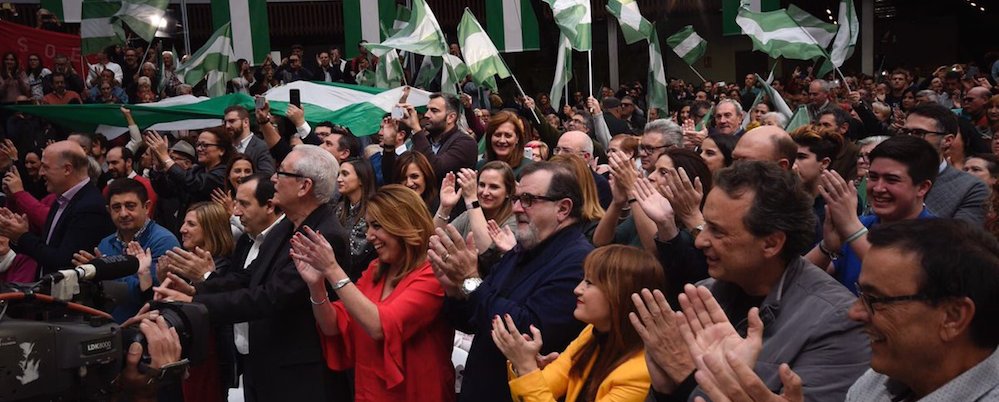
176, 23, 237, 97
665, 26, 707, 66
485, 0, 540, 52
605, 0, 653, 44
457, 9, 511, 89
542, 0, 591, 51
365, 0, 448, 57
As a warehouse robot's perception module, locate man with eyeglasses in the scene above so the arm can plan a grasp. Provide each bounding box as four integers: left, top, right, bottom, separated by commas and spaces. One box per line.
428, 161, 592, 402
223, 105, 275, 175
155, 145, 352, 402
634, 161, 868, 402
43, 54, 84, 94
639, 119, 683, 174
695, 219, 999, 402
961, 87, 992, 133
903, 103, 988, 224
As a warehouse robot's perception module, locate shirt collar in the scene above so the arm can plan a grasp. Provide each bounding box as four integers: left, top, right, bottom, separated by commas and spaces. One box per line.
238, 133, 253, 151
60, 177, 90, 204
115, 219, 151, 246
253, 214, 285, 244
939, 159, 947, 174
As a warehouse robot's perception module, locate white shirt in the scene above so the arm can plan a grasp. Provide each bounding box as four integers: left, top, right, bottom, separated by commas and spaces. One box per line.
234, 214, 285, 355
236, 132, 253, 153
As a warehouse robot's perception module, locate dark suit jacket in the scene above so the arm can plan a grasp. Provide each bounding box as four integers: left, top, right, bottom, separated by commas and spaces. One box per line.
193, 205, 351, 402
13, 180, 114, 276
925, 164, 989, 225
411, 126, 479, 187
242, 135, 276, 176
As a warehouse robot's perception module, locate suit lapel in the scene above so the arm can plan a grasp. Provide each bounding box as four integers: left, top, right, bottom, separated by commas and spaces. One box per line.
248, 218, 293, 286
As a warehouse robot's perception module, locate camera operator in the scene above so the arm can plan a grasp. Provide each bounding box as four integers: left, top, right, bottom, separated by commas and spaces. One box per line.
118, 311, 185, 402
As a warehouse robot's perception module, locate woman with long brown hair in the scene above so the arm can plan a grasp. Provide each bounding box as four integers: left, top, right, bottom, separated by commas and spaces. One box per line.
492, 245, 664, 402
291, 185, 455, 401
478, 110, 533, 176
392, 150, 438, 212
550, 153, 605, 240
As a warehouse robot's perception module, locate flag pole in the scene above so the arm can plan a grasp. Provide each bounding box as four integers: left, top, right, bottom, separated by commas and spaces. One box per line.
510, 74, 542, 124
587, 50, 593, 96
789, 22, 852, 92
138, 37, 158, 72
686, 63, 707, 83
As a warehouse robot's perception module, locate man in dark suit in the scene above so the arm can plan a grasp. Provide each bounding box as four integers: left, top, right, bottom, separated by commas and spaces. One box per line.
155, 146, 351, 402
225, 105, 276, 176
0, 140, 114, 276
397, 92, 478, 187
904, 103, 989, 224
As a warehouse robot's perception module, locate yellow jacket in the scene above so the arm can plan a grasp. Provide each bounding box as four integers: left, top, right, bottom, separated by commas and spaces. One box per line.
507, 325, 651, 402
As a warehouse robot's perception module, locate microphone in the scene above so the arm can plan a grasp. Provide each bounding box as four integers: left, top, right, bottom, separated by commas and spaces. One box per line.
47, 255, 141, 283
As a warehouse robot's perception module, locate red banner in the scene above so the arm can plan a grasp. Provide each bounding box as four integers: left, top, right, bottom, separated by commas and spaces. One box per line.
0, 20, 87, 75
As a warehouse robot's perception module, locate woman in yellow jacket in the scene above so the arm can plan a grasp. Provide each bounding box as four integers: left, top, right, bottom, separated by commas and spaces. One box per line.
492, 245, 666, 402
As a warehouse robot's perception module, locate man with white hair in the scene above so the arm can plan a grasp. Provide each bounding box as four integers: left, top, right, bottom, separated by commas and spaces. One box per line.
154, 145, 352, 402
640, 119, 683, 174
710, 99, 746, 137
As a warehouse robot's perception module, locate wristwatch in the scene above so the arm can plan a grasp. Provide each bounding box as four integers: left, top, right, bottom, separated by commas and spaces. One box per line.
460, 277, 483, 296
146, 358, 190, 385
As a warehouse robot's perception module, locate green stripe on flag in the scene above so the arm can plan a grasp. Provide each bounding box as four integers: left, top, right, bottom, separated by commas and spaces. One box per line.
365, 0, 448, 57
736, 5, 828, 61
343, 0, 395, 58
458, 9, 511, 89
723, 0, 779, 36
647, 27, 668, 112
549, 33, 572, 108
786, 5, 837, 47
212, 0, 270, 65
665, 25, 707, 66
81, 0, 123, 55
543, 0, 591, 51
485, 0, 540, 52
606, 0, 653, 44
177, 23, 237, 97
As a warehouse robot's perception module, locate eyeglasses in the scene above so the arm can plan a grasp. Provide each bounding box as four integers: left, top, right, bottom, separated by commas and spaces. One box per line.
274, 170, 308, 179
621, 103, 635, 108
195, 142, 220, 149
509, 193, 561, 208
855, 283, 932, 317
639, 144, 672, 154
897, 127, 947, 137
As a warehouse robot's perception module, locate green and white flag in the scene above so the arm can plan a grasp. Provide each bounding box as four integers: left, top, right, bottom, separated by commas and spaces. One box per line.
365, 0, 448, 57
549, 33, 572, 108
414, 55, 442, 89
458, 9, 511, 90
372, 47, 404, 89
665, 26, 707, 66
115, 0, 168, 42
542, 0, 591, 51
485, 0, 540, 52
756, 73, 793, 120
784, 105, 811, 132
343, 0, 395, 57
81, 0, 122, 55
820, 0, 859, 77
647, 27, 668, 113
723, 0, 779, 35
786, 5, 837, 48
9, 82, 433, 139
392, 4, 412, 35
212, 0, 270, 65
605, 0, 653, 44
440, 54, 467, 94
736, 2, 827, 61
41, 0, 82, 22
176, 23, 237, 97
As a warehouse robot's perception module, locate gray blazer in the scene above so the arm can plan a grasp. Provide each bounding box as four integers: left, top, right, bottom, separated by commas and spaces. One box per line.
242, 134, 276, 176
691, 257, 871, 402
926, 165, 989, 225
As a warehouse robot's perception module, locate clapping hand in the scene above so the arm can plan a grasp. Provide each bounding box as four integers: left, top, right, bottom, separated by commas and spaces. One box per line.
694, 353, 802, 402
0, 208, 29, 241
661, 167, 704, 229
1, 139, 18, 161
211, 188, 235, 216
486, 219, 516, 253
608, 151, 639, 207
163, 247, 215, 283
428, 225, 479, 291
2, 167, 23, 195
153, 274, 194, 302
677, 285, 764, 382
438, 172, 461, 212
288, 226, 343, 278
817, 170, 863, 250
491, 314, 544, 376
72, 247, 103, 267
632, 177, 681, 241
456, 168, 478, 201
125, 241, 154, 291
629, 289, 694, 393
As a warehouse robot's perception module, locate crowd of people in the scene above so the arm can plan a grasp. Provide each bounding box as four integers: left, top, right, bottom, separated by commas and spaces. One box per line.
2, 32, 999, 402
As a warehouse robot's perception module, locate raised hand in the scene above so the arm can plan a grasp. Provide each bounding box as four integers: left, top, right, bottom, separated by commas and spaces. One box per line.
125, 241, 153, 291
456, 168, 478, 201
586, 96, 602, 115
288, 226, 341, 276
2, 168, 24, 195
0, 208, 28, 241
211, 188, 234, 216
677, 285, 764, 373
143, 130, 170, 163
629, 289, 695, 393
438, 172, 461, 212
608, 151, 639, 206
427, 226, 479, 285
817, 170, 863, 244
662, 167, 704, 229
71, 247, 103, 267
291, 253, 324, 287
1, 139, 18, 161
486, 219, 516, 253
490, 314, 544, 376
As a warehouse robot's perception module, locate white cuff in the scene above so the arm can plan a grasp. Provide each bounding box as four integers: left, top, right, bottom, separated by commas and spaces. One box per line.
296, 122, 312, 139
0, 250, 15, 273
202, 271, 212, 280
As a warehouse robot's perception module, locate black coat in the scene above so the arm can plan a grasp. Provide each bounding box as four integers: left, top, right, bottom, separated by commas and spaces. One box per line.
193, 205, 352, 402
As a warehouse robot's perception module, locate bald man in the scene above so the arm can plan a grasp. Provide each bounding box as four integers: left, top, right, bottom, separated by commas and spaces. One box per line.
731, 126, 797, 170
554, 130, 613, 208
0, 141, 114, 276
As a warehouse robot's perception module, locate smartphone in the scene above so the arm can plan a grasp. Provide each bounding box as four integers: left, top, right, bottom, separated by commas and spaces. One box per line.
254, 96, 266, 110
391, 105, 405, 120
289, 89, 301, 108
524, 147, 534, 161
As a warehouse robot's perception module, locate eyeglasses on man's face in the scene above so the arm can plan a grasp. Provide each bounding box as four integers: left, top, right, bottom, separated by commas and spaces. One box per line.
509, 193, 560, 208
897, 127, 947, 138
854, 282, 932, 317
195, 142, 221, 149
274, 170, 308, 179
